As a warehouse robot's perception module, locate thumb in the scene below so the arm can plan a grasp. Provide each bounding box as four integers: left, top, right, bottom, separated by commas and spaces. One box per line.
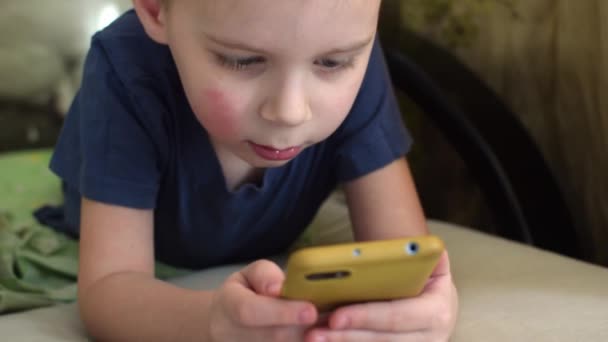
239, 259, 286, 297
423, 250, 454, 293
430, 250, 451, 278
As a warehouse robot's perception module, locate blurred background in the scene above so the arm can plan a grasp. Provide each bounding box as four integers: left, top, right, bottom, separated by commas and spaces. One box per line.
0, 0, 131, 150
0, 0, 606, 266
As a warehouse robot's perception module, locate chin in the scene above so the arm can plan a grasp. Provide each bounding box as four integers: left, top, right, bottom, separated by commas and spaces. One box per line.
250, 158, 292, 168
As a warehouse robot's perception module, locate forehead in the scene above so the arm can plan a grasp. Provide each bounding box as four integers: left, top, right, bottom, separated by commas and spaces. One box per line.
181, 0, 380, 51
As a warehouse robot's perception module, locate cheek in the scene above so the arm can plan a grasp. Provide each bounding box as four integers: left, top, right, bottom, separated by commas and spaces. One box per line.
325, 85, 361, 126
195, 89, 241, 139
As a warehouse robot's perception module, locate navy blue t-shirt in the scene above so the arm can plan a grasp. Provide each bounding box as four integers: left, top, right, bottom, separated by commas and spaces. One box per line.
49, 10, 412, 269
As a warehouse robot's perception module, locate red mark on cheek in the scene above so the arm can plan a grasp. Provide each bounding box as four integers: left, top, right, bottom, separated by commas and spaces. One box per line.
197, 89, 240, 138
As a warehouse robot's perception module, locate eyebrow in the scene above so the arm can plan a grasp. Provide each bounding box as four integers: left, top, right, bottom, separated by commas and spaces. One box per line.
323, 36, 375, 55
204, 33, 375, 55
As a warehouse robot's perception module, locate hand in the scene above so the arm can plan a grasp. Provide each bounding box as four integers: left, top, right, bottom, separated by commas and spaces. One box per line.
206, 259, 319, 341
306, 251, 458, 342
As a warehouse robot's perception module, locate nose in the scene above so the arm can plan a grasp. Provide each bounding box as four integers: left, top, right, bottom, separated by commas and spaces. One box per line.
260, 77, 312, 126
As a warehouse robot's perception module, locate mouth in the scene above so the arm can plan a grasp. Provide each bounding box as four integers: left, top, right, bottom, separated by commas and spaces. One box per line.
248, 141, 303, 161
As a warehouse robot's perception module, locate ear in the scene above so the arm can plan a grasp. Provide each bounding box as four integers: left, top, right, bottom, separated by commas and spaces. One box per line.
133, 0, 169, 44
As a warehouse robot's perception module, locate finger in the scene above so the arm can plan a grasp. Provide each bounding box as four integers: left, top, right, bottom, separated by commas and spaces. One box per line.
306, 328, 428, 342
328, 276, 455, 333
328, 250, 455, 332
237, 259, 286, 296
224, 284, 318, 327
224, 264, 318, 327
422, 251, 455, 295
327, 300, 434, 333
432, 251, 451, 277
252, 325, 309, 341
225, 321, 309, 341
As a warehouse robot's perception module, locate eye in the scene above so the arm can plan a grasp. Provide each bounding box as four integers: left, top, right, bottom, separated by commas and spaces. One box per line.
216, 54, 265, 71
315, 57, 354, 71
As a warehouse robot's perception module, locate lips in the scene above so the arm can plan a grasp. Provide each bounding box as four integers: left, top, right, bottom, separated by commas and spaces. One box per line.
249, 142, 303, 161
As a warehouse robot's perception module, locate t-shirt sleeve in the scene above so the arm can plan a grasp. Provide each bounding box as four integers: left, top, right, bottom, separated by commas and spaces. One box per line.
332, 38, 413, 182
50, 37, 165, 209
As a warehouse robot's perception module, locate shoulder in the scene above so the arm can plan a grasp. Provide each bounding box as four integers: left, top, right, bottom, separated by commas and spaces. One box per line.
327, 38, 412, 181
89, 9, 174, 83
76, 9, 181, 140
352, 38, 392, 113
331, 38, 394, 139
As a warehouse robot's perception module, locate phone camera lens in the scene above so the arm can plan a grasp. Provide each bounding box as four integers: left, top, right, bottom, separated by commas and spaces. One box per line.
405, 242, 419, 255
353, 248, 362, 257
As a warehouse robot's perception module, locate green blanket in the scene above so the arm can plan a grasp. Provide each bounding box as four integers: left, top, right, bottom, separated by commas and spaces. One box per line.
0, 149, 188, 314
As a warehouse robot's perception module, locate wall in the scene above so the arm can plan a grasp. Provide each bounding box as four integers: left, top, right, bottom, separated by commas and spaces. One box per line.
401, 0, 608, 264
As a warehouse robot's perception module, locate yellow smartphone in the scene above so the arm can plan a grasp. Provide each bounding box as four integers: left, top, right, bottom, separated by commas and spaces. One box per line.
281, 235, 444, 311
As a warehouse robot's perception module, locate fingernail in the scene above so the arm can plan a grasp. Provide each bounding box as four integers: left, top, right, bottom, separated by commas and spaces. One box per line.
299, 308, 314, 324
334, 316, 350, 329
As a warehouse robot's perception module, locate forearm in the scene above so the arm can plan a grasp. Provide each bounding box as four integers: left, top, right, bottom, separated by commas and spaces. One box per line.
79, 272, 214, 341
345, 158, 428, 241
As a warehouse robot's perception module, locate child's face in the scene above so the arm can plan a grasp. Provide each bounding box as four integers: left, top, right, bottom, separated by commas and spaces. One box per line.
163, 0, 381, 168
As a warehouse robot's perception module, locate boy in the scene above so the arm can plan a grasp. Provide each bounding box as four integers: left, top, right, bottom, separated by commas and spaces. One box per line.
49, 0, 458, 340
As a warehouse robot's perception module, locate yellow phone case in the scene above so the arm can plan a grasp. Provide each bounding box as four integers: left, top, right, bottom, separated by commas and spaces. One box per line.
281, 235, 445, 311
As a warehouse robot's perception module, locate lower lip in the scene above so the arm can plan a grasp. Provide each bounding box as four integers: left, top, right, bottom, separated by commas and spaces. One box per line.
249, 142, 302, 161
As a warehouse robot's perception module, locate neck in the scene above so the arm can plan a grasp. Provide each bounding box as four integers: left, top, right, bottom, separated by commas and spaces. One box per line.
211, 142, 264, 191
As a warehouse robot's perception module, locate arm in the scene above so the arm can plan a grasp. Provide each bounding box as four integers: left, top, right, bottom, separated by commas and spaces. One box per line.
77, 198, 214, 341
305, 157, 458, 342
343, 157, 427, 240
77, 198, 317, 341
